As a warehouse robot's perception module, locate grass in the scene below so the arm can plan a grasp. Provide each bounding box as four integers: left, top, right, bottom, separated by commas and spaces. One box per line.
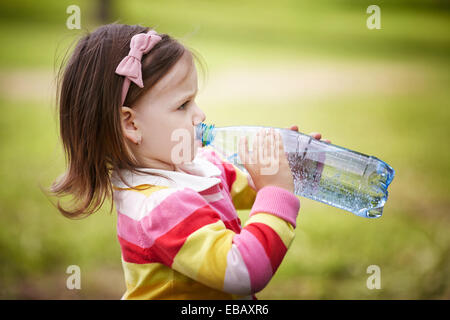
0, 0, 449, 299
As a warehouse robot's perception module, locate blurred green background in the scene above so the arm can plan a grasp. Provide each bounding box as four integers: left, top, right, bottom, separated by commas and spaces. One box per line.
0, 0, 449, 299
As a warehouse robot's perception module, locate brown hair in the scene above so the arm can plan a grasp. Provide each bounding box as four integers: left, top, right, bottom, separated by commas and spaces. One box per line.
50, 23, 204, 219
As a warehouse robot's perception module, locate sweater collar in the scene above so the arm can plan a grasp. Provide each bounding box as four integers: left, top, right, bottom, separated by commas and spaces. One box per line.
110, 155, 222, 192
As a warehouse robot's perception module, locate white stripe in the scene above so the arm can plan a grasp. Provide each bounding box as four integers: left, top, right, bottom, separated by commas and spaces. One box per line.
223, 244, 252, 295
110, 156, 222, 192
202, 192, 224, 203
113, 187, 179, 221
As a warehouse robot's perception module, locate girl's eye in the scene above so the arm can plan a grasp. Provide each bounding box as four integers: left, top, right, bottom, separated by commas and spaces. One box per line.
178, 101, 189, 110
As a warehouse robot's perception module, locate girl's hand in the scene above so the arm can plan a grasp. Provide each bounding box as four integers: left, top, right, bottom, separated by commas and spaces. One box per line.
239, 128, 294, 193
288, 125, 331, 144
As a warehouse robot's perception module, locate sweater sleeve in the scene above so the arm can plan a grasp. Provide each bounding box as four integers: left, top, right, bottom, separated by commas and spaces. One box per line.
135, 185, 300, 295
198, 146, 257, 210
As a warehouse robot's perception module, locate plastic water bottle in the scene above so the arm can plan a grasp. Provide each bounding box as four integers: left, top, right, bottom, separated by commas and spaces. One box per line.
195, 124, 395, 219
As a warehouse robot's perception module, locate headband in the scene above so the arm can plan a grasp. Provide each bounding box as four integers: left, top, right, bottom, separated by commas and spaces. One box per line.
115, 30, 162, 106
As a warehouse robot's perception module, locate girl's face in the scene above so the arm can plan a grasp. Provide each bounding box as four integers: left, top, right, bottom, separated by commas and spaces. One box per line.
121, 51, 206, 170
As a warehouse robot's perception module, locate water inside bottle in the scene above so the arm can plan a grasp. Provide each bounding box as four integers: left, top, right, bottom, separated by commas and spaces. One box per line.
287, 151, 394, 218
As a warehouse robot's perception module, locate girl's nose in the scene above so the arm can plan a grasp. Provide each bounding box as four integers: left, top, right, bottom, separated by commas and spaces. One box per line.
193, 104, 206, 126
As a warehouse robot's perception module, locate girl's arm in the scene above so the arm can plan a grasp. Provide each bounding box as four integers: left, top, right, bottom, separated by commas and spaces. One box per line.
120, 185, 300, 296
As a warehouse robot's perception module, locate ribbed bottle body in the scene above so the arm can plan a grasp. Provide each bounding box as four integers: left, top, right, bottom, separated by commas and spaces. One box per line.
196, 125, 395, 218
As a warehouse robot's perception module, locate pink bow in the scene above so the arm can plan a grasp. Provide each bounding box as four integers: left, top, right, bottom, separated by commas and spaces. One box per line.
115, 30, 162, 105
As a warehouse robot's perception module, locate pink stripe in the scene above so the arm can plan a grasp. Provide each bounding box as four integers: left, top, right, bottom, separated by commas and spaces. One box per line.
117, 189, 209, 248
209, 197, 238, 221
233, 229, 273, 293
198, 148, 223, 167
199, 148, 232, 188
117, 212, 142, 245
250, 186, 300, 228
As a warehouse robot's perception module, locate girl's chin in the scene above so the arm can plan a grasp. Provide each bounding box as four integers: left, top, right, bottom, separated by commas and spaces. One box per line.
194, 139, 202, 149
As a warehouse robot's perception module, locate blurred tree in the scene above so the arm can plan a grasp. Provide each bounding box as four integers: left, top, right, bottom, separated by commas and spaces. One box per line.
97, 0, 112, 23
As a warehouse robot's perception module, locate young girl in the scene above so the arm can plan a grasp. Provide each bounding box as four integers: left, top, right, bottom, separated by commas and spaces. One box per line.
52, 23, 329, 300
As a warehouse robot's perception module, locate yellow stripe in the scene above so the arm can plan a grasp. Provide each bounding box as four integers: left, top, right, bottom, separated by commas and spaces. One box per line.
230, 164, 248, 198
169, 276, 235, 299
113, 184, 169, 197
244, 213, 295, 249
113, 184, 153, 191
121, 260, 174, 300
172, 220, 234, 291
135, 185, 169, 197
122, 260, 168, 286
121, 259, 239, 300
230, 165, 257, 210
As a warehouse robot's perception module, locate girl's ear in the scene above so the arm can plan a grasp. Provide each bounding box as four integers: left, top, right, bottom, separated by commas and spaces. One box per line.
120, 106, 142, 145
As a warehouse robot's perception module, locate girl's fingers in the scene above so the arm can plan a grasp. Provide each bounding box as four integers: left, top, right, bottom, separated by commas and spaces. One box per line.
277, 131, 284, 152
238, 136, 249, 165
254, 130, 262, 164
265, 128, 273, 160
289, 125, 299, 132
274, 130, 281, 160
309, 131, 331, 143
261, 129, 267, 160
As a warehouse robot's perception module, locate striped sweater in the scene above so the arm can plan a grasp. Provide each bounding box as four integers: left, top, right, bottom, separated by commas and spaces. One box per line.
110, 146, 300, 300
